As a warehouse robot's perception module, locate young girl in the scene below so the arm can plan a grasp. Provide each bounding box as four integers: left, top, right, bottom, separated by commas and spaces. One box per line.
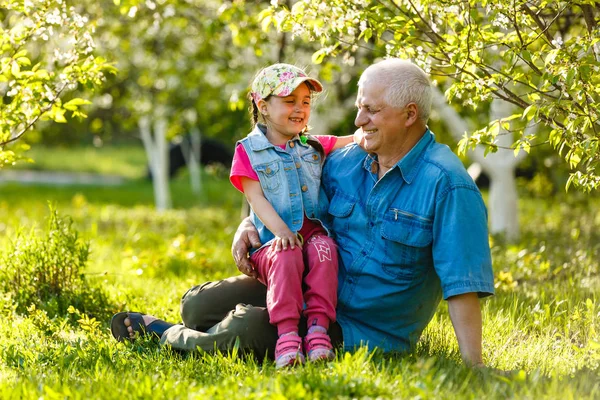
230, 63, 354, 368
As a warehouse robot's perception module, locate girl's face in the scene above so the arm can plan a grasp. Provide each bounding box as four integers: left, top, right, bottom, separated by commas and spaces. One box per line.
259, 83, 312, 144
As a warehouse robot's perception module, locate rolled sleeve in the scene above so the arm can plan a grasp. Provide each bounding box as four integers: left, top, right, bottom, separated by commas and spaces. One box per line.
432, 185, 495, 300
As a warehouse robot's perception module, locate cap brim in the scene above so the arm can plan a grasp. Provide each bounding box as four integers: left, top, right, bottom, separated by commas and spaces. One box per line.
273, 77, 323, 96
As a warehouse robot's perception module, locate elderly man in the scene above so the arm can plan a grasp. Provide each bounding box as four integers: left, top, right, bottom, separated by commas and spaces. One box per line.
111, 58, 494, 367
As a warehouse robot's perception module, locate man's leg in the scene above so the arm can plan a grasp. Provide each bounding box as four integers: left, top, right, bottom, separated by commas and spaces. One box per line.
159, 274, 276, 358
161, 303, 278, 359
179, 274, 267, 331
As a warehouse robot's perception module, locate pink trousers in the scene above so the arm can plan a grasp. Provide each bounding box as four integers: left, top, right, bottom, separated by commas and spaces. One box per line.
250, 229, 338, 336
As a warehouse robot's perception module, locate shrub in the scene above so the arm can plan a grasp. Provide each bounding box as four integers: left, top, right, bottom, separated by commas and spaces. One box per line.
0, 205, 110, 318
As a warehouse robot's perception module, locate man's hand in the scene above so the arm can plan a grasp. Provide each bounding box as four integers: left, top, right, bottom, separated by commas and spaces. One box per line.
231, 217, 261, 278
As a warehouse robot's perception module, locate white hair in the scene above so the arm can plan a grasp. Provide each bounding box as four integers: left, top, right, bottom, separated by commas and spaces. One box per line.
358, 58, 432, 123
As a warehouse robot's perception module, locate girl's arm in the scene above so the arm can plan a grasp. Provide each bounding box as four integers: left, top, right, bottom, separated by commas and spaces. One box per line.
240, 177, 303, 251
329, 130, 362, 151
330, 135, 355, 151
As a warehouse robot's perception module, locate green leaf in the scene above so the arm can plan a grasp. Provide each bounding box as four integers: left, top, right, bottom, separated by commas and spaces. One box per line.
523, 104, 537, 121
261, 15, 273, 32
16, 56, 31, 67
566, 68, 576, 87
311, 49, 327, 65
363, 28, 372, 42
13, 49, 28, 59
63, 98, 92, 111
514, 142, 522, 157
11, 61, 20, 77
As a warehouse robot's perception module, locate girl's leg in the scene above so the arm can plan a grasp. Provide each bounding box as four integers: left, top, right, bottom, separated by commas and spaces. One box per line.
302, 233, 339, 361
302, 233, 338, 329
251, 245, 305, 336
252, 245, 306, 367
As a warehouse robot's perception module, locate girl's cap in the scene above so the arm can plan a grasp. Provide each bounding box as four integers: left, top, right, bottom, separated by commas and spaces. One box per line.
251, 63, 323, 103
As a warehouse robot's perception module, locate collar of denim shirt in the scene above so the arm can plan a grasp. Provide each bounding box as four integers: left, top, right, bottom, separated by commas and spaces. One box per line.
361, 128, 433, 184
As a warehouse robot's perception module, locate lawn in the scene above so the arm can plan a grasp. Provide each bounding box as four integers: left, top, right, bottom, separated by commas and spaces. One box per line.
0, 146, 598, 399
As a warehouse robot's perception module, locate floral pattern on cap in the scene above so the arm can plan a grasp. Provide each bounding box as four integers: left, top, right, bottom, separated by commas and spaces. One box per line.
251, 63, 323, 103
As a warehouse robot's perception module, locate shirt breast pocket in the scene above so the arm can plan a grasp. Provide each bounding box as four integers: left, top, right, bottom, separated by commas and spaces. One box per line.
301, 152, 322, 179
380, 213, 433, 280
254, 161, 281, 193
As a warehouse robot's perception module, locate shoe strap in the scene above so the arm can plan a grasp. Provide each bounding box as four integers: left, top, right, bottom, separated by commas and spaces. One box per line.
275, 335, 302, 357
304, 332, 332, 349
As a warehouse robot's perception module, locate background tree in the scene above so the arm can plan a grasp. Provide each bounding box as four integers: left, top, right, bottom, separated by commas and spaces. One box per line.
0, 0, 113, 167
259, 0, 599, 239
64, 0, 284, 210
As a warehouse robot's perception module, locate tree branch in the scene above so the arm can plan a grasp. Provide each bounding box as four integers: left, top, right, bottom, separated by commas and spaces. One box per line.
0, 82, 69, 146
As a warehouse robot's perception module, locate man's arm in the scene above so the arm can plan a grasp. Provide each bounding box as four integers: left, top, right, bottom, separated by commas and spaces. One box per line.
447, 292, 484, 367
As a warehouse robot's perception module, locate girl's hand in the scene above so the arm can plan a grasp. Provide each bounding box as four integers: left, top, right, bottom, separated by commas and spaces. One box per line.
353, 128, 366, 148
271, 229, 303, 252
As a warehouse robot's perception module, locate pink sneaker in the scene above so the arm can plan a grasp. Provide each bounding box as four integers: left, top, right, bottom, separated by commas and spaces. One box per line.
304, 331, 335, 362
275, 334, 305, 369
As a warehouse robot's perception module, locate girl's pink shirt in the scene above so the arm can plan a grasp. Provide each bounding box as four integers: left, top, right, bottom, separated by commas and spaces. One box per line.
229, 135, 338, 193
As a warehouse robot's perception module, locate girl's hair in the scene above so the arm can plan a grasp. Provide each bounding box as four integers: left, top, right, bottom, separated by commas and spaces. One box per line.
249, 86, 325, 161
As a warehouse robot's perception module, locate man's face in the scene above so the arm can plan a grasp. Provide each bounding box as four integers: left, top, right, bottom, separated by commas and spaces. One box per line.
354, 80, 408, 156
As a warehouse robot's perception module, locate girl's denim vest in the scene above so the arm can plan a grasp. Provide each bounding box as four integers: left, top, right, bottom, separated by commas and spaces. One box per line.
239, 126, 330, 254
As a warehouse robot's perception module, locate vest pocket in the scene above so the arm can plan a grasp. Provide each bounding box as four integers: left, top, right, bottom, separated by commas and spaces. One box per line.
301, 152, 322, 179
328, 192, 356, 235
254, 161, 281, 192
380, 212, 433, 280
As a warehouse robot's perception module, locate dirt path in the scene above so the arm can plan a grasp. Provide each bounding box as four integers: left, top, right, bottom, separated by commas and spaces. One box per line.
0, 170, 125, 186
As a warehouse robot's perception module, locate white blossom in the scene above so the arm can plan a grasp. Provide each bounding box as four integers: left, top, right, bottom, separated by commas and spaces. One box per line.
551, 36, 563, 48
492, 13, 510, 28
164, 5, 175, 18
46, 8, 62, 25
128, 6, 138, 18
7, 87, 19, 97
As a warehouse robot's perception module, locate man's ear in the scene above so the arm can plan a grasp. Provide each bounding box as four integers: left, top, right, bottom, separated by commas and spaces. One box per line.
405, 103, 419, 127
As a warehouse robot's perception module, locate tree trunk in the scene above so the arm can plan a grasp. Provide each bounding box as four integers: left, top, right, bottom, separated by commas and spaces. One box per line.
182, 128, 202, 195
432, 88, 524, 240
139, 115, 172, 211
488, 164, 519, 240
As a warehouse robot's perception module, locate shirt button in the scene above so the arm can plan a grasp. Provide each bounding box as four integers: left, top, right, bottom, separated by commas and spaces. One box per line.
296, 162, 301, 168
312, 154, 318, 160
361, 250, 367, 256
266, 167, 271, 174
289, 142, 295, 148
301, 185, 308, 192
369, 222, 375, 227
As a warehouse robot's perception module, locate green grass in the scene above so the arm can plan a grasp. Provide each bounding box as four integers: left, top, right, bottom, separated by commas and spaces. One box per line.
12, 145, 149, 179
0, 147, 599, 399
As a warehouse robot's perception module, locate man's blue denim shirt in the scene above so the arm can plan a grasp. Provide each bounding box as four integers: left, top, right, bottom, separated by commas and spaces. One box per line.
322, 130, 495, 353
